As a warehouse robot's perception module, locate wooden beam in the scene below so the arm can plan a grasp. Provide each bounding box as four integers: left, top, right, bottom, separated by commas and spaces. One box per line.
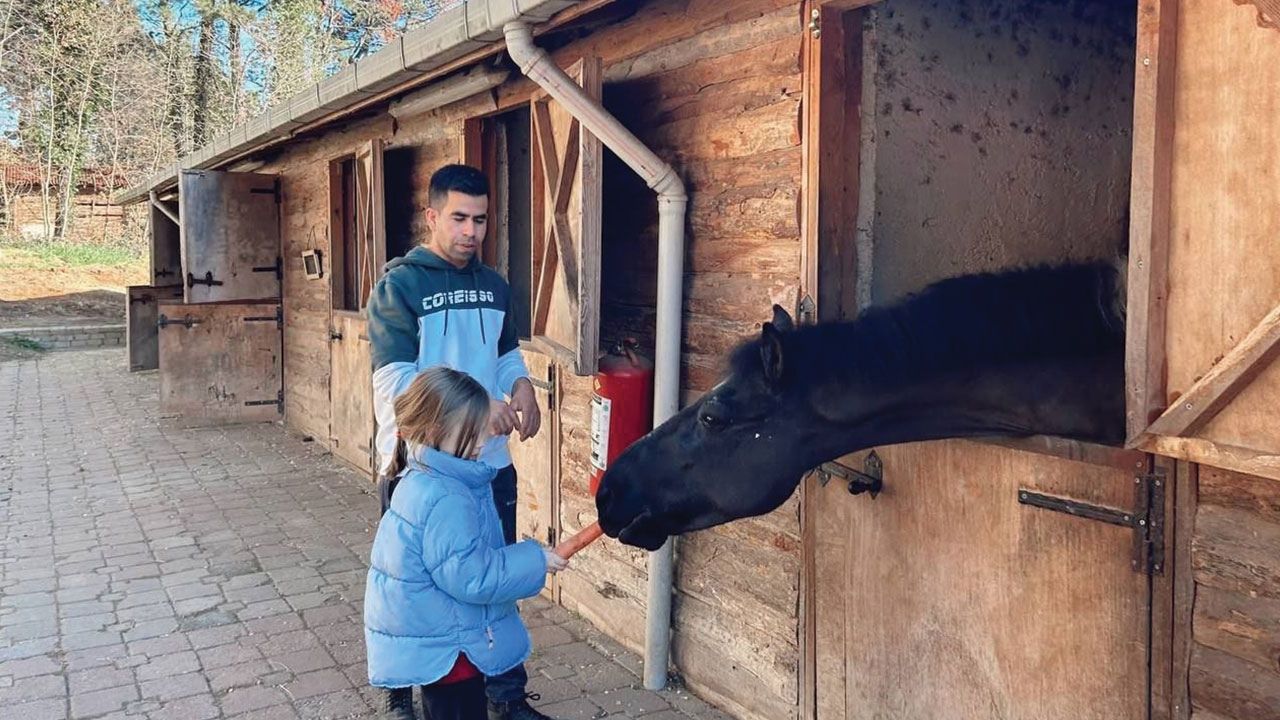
1125, 0, 1180, 444
1149, 453, 1178, 720
553, 121, 580, 215
1142, 302, 1280, 439
532, 222, 558, 335
799, 0, 821, 323
149, 191, 179, 227
532, 99, 561, 201
1170, 460, 1196, 720
1141, 434, 1280, 483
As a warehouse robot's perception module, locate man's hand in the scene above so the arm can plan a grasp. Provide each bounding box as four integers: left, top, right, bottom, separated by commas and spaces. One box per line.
509, 378, 542, 441
490, 399, 518, 437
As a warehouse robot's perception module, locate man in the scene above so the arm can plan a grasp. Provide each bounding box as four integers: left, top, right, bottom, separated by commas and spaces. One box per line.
367, 164, 553, 720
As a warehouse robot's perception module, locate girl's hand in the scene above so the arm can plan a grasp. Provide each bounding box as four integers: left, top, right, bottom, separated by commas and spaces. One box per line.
542, 546, 569, 574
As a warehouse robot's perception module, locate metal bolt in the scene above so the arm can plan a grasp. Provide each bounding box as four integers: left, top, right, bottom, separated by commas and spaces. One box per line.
1154, 564, 1163, 572
1139, 519, 1147, 526
1123, 515, 1132, 522
1154, 480, 1161, 487
1019, 492, 1028, 500
1143, 57, 1151, 66
1184, 402, 1193, 410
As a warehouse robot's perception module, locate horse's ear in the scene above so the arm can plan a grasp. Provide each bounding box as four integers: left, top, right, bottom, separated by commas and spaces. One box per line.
761, 322, 785, 384
771, 304, 794, 332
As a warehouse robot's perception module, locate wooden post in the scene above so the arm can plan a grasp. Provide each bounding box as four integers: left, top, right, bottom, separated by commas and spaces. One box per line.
1125, 0, 1180, 445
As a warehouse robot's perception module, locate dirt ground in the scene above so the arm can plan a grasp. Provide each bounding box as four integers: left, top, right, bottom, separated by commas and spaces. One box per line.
0, 247, 147, 328
0, 246, 148, 361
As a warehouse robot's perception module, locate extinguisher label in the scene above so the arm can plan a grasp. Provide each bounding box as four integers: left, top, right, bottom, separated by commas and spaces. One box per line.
590, 393, 612, 472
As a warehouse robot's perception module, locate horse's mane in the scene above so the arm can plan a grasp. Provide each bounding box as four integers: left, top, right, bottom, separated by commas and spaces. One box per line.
733, 261, 1126, 388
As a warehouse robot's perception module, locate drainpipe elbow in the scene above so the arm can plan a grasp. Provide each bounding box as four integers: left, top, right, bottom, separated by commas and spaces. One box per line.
651, 167, 687, 203
502, 21, 540, 75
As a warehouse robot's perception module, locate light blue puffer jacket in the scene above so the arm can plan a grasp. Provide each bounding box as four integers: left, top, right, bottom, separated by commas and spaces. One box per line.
364, 445, 547, 688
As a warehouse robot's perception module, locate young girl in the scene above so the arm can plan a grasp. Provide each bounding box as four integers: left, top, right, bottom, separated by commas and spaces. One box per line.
365, 367, 568, 720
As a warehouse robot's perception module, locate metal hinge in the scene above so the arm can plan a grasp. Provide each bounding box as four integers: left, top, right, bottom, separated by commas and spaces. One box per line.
526, 364, 556, 415
243, 306, 283, 329
187, 271, 223, 288
809, 8, 822, 38
244, 390, 284, 413
815, 450, 883, 498
157, 314, 200, 329
1018, 471, 1166, 575
253, 256, 283, 281
250, 180, 281, 203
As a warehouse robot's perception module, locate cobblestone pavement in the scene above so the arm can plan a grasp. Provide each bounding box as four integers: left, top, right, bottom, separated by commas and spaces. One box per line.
0, 350, 733, 720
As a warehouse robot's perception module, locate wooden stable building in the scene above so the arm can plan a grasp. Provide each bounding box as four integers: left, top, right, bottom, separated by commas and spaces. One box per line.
115, 1, 1280, 719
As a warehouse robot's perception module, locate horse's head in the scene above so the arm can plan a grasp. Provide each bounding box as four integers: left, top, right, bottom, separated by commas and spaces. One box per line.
596, 306, 823, 551
595, 262, 1131, 550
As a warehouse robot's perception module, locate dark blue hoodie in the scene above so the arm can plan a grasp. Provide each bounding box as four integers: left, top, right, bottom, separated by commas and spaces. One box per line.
368, 246, 528, 472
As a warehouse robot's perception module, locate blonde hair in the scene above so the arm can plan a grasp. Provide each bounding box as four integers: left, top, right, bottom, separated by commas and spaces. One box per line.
385, 367, 491, 479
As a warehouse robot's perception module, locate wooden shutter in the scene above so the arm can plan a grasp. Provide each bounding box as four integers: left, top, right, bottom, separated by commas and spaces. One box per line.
149, 202, 181, 286
127, 284, 183, 372
529, 56, 603, 375
1127, 2, 1280, 481
157, 301, 283, 426
355, 139, 387, 307
178, 170, 281, 303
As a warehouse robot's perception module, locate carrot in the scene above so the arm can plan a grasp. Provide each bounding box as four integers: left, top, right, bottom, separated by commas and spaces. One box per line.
554, 522, 604, 560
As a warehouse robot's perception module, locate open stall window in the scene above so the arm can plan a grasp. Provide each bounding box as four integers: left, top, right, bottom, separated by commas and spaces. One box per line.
329, 140, 386, 313
468, 107, 535, 342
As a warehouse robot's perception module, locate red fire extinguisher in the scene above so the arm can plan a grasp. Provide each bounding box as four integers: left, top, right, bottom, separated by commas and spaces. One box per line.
589, 338, 654, 496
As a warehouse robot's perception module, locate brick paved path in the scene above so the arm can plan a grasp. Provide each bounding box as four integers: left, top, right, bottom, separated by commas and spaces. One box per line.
0, 350, 731, 720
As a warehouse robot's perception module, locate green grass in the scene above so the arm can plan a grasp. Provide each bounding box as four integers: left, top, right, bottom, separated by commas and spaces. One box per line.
3, 336, 46, 352
0, 240, 144, 268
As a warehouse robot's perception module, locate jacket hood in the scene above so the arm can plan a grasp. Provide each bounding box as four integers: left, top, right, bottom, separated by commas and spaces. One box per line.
384, 245, 480, 273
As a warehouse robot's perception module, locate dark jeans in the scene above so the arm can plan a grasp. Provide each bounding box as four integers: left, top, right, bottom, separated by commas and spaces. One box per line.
420, 677, 487, 720
377, 465, 529, 704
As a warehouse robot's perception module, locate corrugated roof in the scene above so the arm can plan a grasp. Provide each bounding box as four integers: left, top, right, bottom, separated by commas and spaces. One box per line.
114, 0, 583, 205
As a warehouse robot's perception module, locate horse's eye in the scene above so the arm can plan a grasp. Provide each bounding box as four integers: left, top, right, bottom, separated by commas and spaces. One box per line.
699, 405, 730, 431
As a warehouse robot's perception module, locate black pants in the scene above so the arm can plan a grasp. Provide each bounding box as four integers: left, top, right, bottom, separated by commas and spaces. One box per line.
377, 465, 529, 703
420, 677, 487, 720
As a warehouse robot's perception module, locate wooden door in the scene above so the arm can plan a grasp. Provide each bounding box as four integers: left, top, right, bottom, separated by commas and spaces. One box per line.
157, 300, 282, 426
509, 351, 558, 598
529, 56, 603, 375
329, 313, 374, 476
1127, 0, 1280, 481
812, 441, 1154, 720
179, 170, 281, 303
326, 140, 384, 478
150, 203, 181, 286
126, 284, 182, 372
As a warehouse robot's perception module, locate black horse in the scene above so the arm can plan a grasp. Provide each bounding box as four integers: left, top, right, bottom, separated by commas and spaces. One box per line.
596, 261, 1128, 551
